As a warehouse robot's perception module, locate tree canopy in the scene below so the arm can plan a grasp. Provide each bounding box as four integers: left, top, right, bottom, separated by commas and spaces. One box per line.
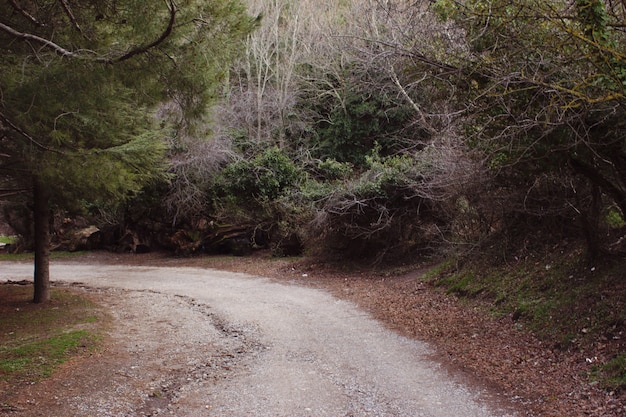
3, 0, 626, 271
428, 0, 626, 254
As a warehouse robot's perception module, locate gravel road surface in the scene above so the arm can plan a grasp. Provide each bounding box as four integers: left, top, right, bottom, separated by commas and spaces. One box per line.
0, 262, 516, 417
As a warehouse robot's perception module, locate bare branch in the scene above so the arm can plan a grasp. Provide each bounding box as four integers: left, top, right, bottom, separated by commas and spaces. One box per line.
0, 22, 77, 58
58, 0, 82, 34
7, 0, 42, 27
389, 68, 436, 134
0, 189, 28, 198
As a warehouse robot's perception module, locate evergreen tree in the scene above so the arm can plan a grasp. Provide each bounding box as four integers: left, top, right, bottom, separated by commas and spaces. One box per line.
0, 0, 256, 302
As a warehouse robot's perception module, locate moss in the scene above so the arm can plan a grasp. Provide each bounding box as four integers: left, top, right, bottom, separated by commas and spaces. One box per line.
425, 249, 625, 347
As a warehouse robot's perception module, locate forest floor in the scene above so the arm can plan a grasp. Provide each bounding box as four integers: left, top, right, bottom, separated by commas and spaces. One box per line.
1, 250, 624, 416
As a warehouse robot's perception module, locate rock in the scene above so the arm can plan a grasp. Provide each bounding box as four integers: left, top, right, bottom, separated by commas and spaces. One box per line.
68, 226, 101, 251
116, 230, 151, 253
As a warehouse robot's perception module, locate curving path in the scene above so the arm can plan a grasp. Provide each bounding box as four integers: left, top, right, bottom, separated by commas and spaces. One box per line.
1, 262, 516, 417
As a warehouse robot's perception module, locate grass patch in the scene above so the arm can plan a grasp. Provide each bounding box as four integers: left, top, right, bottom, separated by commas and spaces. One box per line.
0, 331, 95, 378
0, 236, 17, 245
0, 251, 87, 261
0, 285, 104, 384
590, 354, 626, 393
420, 258, 458, 282
597, 354, 626, 392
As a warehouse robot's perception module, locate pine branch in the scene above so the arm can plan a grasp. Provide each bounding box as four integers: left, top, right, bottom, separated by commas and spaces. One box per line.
0, 112, 60, 153
58, 0, 82, 34
114, 0, 177, 63
0, 22, 77, 58
1, 0, 177, 63
7, 0, 42, 27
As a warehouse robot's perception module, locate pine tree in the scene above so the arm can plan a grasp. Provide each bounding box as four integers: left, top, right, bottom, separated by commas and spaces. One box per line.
0, 0, 256, 302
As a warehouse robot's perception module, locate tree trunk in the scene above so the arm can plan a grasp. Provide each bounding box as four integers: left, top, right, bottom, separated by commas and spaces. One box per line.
32, 178, 51, 304
570, 157, 626, 219
578, 183, 602, 263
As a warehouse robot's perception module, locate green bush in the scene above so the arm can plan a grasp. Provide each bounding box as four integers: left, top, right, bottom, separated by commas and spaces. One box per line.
213, 147, 303, 204
206, 147, 309, 254
317, 158, 353, 180
307, 149, 449, 261
306, 82, 418, 168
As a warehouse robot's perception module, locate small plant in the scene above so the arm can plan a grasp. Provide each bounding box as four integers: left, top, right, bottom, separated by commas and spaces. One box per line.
604, 207, 626, 229
591, 354, 626, 393
0, 236, 17, 245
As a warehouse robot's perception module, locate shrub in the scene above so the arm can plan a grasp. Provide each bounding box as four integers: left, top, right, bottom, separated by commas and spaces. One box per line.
206, 147, 308, 254
308, 150, 445, 261
213, 146, 303, 205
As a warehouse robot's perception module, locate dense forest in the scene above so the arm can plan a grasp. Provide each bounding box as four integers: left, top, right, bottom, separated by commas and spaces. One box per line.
2, 0, 625, 263
1, 0, 625, 400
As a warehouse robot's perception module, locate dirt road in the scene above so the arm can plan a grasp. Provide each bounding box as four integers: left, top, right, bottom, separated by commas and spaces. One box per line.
1, 262, 516, 417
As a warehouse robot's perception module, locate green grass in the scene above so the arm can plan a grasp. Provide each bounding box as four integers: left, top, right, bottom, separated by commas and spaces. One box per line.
0, 286, 104, 384
0, 331, 95, 378
0, 236, 17, 245
601, 355, 626, 391
0, 251, 87, 261
591, 354, 626, 392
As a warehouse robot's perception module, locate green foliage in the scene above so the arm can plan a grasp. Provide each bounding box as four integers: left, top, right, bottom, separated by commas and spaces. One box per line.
576, 0, 609, 42
308, 82, 416, 167
299, 178, 335, 202
316, 159, 353, 181
205, 146, 310, 254
428, 0, 626, 256
214, 147, 303, 204
355, 149, 421, 199
432, 0, 455, 21
604, 208, 626, 229
0, 0, 256, 214
307, 146, 452, 260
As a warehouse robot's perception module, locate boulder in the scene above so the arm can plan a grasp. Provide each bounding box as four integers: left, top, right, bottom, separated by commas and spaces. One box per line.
68, 226, 101, 251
